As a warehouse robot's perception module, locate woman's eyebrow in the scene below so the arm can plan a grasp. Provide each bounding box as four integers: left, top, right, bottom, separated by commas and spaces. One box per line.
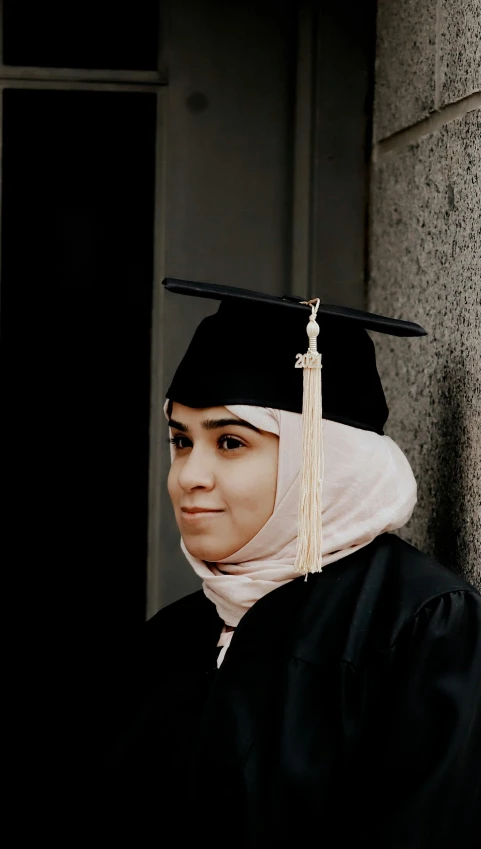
168, 418, 189, 433
201, 418, 261, 433
168, 417, 262, 434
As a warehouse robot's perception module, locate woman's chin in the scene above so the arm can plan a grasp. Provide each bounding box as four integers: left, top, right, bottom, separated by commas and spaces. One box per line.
182, 534, 238, 563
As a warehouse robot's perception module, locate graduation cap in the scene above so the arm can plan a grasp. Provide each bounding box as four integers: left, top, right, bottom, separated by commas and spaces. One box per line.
163, 277, 426, 575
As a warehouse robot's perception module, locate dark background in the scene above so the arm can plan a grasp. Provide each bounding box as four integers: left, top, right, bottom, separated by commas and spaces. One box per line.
2, 88, 156, 633
1, 9, 159, 782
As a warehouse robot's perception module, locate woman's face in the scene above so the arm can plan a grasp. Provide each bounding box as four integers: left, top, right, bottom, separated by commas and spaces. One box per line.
167, 403, 279, 561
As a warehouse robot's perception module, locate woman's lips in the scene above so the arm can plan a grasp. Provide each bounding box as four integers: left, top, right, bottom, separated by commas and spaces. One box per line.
181, 507, 224, 522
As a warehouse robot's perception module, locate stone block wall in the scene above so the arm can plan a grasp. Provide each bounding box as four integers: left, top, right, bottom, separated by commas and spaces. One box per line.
369, 0, 480, 588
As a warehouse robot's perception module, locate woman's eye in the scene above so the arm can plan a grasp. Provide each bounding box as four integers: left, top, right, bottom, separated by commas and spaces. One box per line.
169, 434, 244, 452
219, 435, 244, 451
170, 435, 192, 450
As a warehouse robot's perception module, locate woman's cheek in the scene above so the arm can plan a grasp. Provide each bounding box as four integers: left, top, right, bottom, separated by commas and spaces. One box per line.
167, 464, 180, 507
225, 463, 269, 511
222, 465, 252, 504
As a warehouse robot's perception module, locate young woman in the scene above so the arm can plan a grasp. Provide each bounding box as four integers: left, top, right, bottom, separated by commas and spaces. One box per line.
105, 279, 481, 848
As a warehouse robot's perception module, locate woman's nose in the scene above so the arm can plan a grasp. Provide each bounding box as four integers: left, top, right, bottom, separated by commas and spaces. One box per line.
177, 447, 215, 492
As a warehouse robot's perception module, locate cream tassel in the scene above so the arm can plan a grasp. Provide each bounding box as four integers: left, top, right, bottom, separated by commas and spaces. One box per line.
294, 298, 324, 576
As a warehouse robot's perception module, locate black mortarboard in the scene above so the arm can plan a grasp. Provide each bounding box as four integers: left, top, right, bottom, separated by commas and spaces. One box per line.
163, 277, 426, 576
163, 278, 427, 436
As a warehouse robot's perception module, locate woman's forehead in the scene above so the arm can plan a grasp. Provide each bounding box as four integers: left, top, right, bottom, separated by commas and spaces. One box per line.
170, 402, 234, 423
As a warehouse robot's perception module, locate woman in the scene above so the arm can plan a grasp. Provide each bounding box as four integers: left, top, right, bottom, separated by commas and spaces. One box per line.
105, 279, 481, 848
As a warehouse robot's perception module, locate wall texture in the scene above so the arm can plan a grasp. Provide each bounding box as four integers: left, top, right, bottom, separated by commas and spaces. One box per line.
370, 0, 481, 589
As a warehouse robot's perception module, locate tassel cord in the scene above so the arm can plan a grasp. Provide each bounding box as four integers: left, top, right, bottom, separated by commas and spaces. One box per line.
294, 299, 324, 576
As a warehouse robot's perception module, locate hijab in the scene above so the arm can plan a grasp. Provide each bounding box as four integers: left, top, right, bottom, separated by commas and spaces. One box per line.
169, 405, 418, 666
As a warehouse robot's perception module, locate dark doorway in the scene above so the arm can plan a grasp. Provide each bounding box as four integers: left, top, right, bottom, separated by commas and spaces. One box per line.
1, 89, 156, 646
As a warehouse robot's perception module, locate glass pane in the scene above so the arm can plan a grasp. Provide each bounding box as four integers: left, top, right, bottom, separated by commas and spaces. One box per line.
3, 0, 160, 70
1, 89, 157, 635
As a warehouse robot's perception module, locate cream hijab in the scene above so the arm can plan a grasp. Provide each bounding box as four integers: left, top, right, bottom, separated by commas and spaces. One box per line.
169, 405, 417, 666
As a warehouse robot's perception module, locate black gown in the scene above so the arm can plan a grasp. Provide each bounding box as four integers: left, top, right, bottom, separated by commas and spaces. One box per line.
101, 533, 481, 847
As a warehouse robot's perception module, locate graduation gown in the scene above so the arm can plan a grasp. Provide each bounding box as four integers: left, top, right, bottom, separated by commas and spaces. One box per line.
103, 532, 481, 847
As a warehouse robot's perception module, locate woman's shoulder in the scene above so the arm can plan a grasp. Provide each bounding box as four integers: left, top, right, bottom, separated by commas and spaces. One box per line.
147, 588, 206, 628
376, 530, 476, 583
373, 532, 479, 607
290, 533, 481, 668
343, 533, 481, 663
144, 588, 222, 650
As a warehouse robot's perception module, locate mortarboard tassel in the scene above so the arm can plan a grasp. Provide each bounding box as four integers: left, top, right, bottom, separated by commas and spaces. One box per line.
294, 298, 324, 576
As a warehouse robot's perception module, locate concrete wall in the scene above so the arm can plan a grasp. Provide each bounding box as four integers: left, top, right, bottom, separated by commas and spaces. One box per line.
369, 0, 481, 588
